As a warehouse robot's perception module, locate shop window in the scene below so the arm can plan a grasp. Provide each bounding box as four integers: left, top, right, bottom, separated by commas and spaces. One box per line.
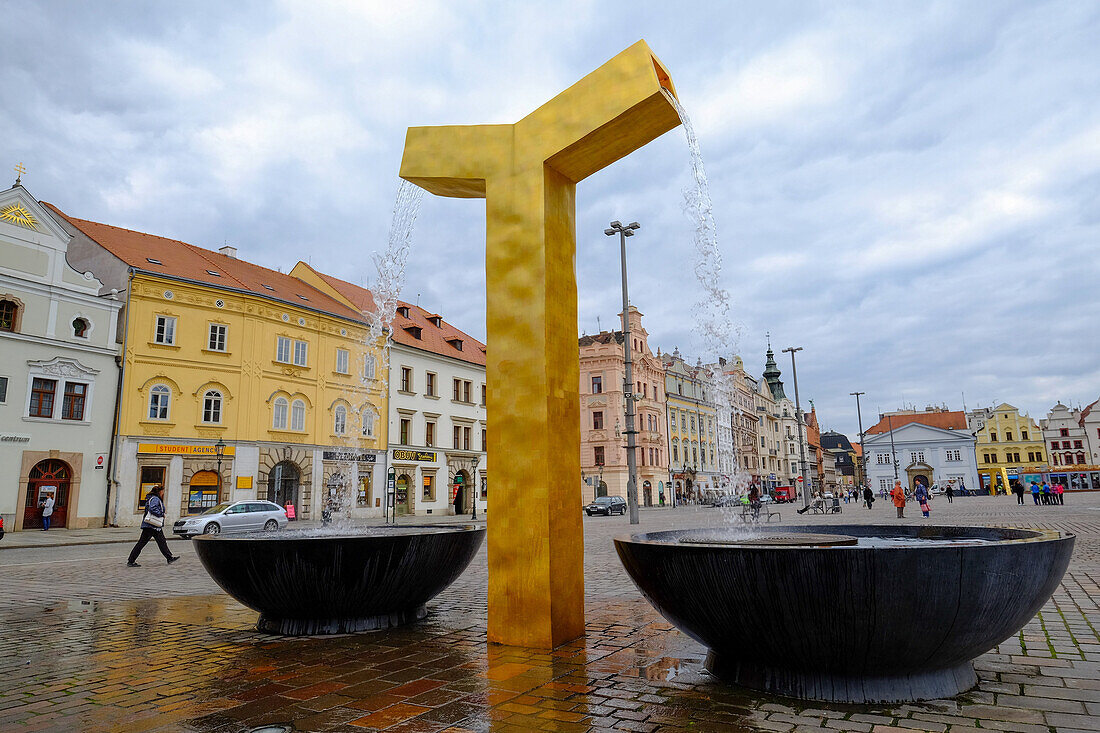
273, 397, 289, 429
139, 466, 165, 509
290, 399, 305, 431
148, 385, 170, 420
29, 378, 57, 418
357, 473, 371, 506
480, 475, 487, 498
188, 471, 221, 514
202, 390, 222, 423
72, 317, 89, 338
61, 382, 87, 421
334, 405, 347, 435
423, 474, 435, 500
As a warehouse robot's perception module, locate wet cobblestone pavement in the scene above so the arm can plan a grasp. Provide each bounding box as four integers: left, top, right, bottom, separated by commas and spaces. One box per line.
2, 495, 1099, 732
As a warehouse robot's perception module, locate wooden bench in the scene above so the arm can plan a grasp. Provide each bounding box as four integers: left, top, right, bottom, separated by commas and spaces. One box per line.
737, 503, 781, 523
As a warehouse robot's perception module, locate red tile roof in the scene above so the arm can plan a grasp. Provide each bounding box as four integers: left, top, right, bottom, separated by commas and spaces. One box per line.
43, 203, 365, 323
300, 265, 486, 367
865, 411, 968, 435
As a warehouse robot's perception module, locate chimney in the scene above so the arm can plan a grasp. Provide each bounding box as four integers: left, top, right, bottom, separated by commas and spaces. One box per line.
219, 245, 238, 259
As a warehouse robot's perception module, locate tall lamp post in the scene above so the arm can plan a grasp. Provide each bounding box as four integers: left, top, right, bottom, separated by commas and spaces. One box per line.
887, 412, 900, 481
850, 391, 866, 490
214, 438, 226, 501
470, 454, 480, 520
605, 220, 641, 525
782, 347, 809, 508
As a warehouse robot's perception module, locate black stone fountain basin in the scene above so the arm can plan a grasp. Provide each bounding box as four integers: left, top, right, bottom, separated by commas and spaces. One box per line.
192, 525, 485, 635
614, 524, 1074, 703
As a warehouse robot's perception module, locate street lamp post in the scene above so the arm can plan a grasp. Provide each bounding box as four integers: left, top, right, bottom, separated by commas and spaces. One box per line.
214, 438, 226, 501
605, 220, 641, 525
782, 347, 809, 508
470, 454, 480, 520
850, 391, 866, 490
887, 412, 900, 481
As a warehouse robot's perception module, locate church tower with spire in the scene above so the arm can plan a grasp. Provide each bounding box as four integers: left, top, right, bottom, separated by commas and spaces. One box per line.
763, 341, 786, 401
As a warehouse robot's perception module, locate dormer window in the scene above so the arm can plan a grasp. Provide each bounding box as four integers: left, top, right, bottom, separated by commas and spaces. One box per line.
428, 315, 442, 327
448, 338, 463, 351
396, 306, 410, 318
404, 326, 422, 339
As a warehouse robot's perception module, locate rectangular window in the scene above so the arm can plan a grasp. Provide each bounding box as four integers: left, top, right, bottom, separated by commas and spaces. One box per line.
482, 428, 487, 451
335, 348, 349, 374
463, 426, 471, 450
990, 432, 997, 442
425, 422, 435, 447
422, 475, 434, 500
1060, 428, 1069, 437
594, 446, 605, 466
591, 376, 603, 394
400, 367, 414, 392
139, 466, 166, 509
453, 378, 461, 400
453, 425, 461, 449
910, 451, 925, 463
208, 323, 227, 351
29, 378, 56, 418
290, 401, 305, 431
1074, 440, 1083, 449
880, 478, 889, 491
276, 336, 292, 363
463, 380, 472, 403
480, 384, 486, 406
293, 340, 308, 366
364, 355, 377, 379
425, 372, 436, 396
0, 375, 7, 403
1021, 430, 1028, 440
357, 474, 371, 506
400, 418, 410, 445
1005, 431, 1013, 442
61, 382, 87, 421
154, 315, 176, 345
593, 411, 604, 430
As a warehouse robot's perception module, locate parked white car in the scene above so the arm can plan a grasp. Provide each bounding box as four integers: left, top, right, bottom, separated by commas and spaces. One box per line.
173, 500, 288, 538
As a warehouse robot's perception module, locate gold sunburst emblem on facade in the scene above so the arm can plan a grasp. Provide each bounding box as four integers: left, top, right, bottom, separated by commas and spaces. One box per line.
1, 202, 39, 230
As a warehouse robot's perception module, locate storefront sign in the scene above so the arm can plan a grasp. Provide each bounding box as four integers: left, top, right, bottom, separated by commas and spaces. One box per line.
392, 449, 436, 462
1, 433, 31, 443
236, 476, 253, 489
137, 443, 237, 457
322, 450, 378, 463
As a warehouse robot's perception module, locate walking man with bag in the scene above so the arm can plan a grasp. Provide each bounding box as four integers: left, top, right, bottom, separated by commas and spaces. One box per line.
127, 485, 179, 567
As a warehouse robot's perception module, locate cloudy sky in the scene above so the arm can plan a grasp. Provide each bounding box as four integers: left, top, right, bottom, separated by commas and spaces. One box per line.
3, 1, 1098, 437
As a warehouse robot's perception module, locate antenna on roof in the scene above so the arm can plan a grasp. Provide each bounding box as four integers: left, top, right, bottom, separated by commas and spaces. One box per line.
597, 316, 601, 332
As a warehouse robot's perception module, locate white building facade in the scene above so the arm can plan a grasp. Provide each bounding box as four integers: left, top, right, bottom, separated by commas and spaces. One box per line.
863, 422, 979, 495
386, 304, 487, 517
0, 184, 122, 530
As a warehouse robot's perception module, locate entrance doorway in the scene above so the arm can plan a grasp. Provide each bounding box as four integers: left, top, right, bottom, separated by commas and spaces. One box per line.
395, 474, 410, 516
24, 459, 71, 529
188, 470, 221, 514
596, 480, 608, 498
268, 461, 300, 517
642, 480, 652, 507
453, 470, 470, 514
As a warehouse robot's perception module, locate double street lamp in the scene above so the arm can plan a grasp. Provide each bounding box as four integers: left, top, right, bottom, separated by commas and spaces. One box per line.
470, 454, 480, 520
781, 347, 809, 508
850, 391, 866, 491
605, 220, 641, 525
214, 438, 226, 501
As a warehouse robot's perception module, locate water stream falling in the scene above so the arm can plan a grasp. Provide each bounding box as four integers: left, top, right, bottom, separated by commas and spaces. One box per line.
326, 181, 424, 530
665, 91, 755, 518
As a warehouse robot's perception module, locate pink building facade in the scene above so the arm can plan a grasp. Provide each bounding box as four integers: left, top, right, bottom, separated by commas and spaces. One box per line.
578, 307, 669, 506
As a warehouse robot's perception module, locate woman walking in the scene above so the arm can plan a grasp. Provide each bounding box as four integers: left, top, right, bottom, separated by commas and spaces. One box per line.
890, 480, 906, 518
127, 485, 179, 567
863, 485, 875, 509
914, 482, 931, 518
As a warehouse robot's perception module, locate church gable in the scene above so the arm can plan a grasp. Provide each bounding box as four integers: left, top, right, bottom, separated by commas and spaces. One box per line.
0, 186, 71, 246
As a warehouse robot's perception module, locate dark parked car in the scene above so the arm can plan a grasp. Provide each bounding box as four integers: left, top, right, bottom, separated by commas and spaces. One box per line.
585, 496, 627, 516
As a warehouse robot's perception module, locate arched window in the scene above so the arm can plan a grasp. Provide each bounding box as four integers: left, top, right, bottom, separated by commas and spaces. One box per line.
72, 317, 89, 338
290, 399, 305, 431
273, 397, 289, 429
334, 405, 347, 435
148, 385, 170, 420
202, 390, 222, 423
362, 409, 375, 438
0, 299, 18, 332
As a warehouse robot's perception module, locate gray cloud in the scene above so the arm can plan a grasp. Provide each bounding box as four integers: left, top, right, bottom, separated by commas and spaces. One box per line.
2, 1, 1097, 436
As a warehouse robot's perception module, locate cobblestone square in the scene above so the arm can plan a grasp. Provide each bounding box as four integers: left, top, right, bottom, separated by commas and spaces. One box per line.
2, 494, 1098, 732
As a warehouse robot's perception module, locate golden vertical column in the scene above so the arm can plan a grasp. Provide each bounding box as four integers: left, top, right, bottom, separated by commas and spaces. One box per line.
400, 40, 681, 648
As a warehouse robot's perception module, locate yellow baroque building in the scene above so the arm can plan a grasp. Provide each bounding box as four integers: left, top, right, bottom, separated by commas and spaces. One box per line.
967, 403, 1048, 492
50, 205, 388, 527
